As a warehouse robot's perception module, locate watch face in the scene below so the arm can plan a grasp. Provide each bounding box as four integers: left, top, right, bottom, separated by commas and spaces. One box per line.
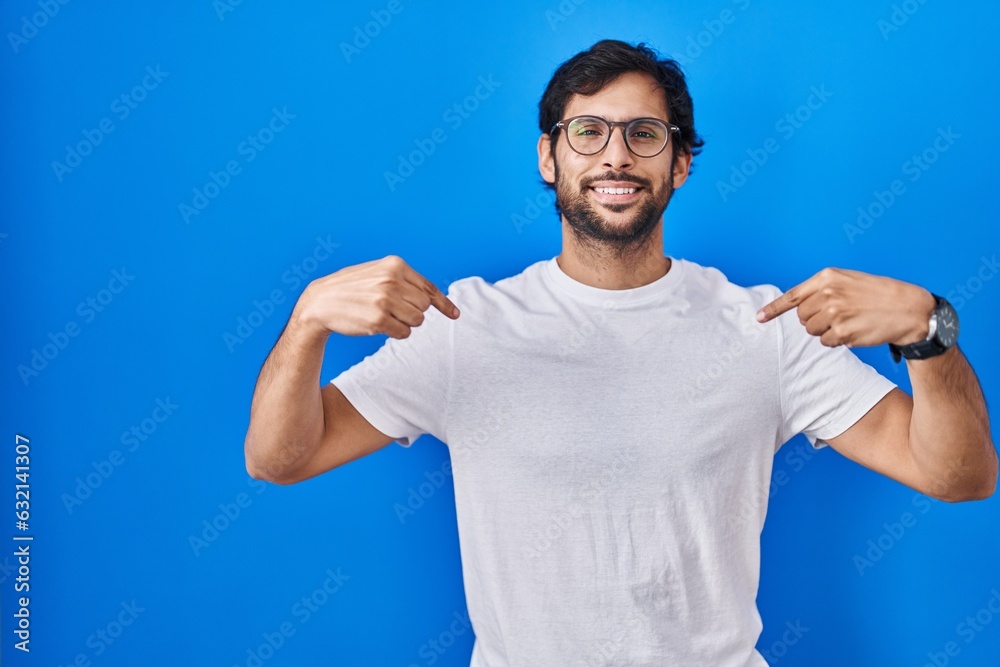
935, 300, 959, 347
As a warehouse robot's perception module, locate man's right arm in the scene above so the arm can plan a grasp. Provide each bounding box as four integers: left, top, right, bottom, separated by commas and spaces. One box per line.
243, 255, 460, 485
244, 311, 398, 484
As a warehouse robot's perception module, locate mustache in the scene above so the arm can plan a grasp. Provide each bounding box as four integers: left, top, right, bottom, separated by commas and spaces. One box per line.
581, 172, 652, 189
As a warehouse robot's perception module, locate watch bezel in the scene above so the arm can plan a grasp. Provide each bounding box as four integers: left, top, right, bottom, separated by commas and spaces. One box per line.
889, 294, 957, 362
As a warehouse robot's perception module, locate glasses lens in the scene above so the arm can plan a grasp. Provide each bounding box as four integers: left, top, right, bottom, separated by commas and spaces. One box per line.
565, 117, 608, 155
626, 119, 669, 157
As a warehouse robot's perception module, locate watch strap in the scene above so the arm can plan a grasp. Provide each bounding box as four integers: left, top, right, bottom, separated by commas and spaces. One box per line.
889, 337, 949, 363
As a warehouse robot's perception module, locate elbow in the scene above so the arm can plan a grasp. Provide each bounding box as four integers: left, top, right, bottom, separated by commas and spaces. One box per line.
935, 487, 993, 503
244, 451, 271, 483
244, 432, 264, 480
244, 435, 287, 485
966, 442, 1000, 501
937, 486, 994, 503
926, 439, 999, 503
976, 479, 998, 501
245, 456, 299, 486
933, 459, 998, 503
967, 455, 1000, 502
244, 422, 322, 485
245, 458, 269, 482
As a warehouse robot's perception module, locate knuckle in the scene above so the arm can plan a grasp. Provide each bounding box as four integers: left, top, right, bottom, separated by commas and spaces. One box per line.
375, 270, 396, 289
370, 311, 391, 330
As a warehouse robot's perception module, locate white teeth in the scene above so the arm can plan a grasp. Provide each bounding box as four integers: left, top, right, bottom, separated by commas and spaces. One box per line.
593, 187, 637, 195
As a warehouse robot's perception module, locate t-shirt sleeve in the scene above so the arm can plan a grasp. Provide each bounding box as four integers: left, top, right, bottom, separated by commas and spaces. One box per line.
328, 284, 456, 448
770, 285, 898, 450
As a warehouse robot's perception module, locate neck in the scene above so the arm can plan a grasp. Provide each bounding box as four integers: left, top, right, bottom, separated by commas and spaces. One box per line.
557, 220, 670, 290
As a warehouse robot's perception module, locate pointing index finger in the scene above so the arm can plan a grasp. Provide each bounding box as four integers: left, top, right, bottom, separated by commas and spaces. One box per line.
756, 277, 816, 323
430, 284, 461, 319
406, 269, 460, 319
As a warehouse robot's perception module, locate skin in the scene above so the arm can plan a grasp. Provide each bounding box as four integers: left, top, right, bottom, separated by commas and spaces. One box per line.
537, 71, 692, 290
537, 70, 996, 503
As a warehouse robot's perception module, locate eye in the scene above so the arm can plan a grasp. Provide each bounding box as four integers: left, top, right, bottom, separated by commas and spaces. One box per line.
568, 118, 606, 136
629, 122, 662, 139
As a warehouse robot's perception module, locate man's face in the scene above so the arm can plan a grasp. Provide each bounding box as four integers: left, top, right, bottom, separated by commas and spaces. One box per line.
538, 71, 691, 253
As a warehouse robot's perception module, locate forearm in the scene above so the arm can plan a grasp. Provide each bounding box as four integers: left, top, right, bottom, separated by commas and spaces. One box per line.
907, 344, 998, 501
244, 309, 329, 482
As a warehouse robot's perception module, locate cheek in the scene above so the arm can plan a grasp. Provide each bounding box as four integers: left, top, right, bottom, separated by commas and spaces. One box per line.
558, 160, 598, 193
556, 146, 592, 172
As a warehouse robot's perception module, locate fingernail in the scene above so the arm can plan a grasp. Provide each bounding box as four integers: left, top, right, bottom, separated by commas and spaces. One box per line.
756, 310, 766, 322
452, 306, 460, 317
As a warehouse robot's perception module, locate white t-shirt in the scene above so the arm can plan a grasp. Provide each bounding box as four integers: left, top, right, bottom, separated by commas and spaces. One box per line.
330, 255, 896, 666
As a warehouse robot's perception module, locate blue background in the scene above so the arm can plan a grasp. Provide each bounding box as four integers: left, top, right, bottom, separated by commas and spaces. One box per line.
2, 0, 999, 665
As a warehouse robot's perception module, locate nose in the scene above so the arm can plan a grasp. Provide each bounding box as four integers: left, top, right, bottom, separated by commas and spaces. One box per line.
601, 126, 634, 170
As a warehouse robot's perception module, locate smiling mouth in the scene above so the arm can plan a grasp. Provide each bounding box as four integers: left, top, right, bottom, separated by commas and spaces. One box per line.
589, 185, 643, 203
592, 186, 639, 194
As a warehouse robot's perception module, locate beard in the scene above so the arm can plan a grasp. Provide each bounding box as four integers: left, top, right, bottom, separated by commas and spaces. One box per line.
553, 153, 676, 261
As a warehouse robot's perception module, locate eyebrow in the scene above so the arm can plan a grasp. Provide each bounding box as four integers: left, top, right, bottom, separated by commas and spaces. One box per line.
571, 114, 669, 122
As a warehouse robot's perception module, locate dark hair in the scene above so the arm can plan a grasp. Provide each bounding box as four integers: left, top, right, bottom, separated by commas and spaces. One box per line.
538, 39, 704, 186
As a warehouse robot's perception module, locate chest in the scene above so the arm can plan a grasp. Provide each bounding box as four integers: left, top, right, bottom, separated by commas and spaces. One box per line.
448, 307, 781, 501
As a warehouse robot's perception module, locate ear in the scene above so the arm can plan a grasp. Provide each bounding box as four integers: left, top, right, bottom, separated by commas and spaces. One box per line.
538, 134, 556, 186
671, 149, 692, 190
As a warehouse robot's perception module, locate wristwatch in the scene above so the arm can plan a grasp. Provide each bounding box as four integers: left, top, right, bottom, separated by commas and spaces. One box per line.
889, 293, 959, 363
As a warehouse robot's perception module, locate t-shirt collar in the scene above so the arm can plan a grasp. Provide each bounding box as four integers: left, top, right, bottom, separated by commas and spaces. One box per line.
543, 254, 685, 307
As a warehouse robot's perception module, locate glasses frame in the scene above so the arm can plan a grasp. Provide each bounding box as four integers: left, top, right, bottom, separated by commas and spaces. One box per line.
550, 115, 681, 158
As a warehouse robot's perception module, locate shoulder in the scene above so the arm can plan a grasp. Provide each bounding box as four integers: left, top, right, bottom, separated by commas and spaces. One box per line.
677, 257, 782, 314
444, 258, 550, 307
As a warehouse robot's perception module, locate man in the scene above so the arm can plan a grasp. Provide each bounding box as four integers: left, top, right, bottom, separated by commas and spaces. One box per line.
244, 39, 996, 666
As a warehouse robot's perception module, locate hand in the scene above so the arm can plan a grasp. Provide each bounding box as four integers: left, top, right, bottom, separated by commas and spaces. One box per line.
755, 267, 937, 348
292, 255, 460, 339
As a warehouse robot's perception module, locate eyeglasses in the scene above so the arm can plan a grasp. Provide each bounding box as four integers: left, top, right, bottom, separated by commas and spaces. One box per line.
550, 115, 680, 158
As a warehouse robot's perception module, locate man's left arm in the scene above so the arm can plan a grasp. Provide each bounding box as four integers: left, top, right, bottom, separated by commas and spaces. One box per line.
757, 267, 998, 502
